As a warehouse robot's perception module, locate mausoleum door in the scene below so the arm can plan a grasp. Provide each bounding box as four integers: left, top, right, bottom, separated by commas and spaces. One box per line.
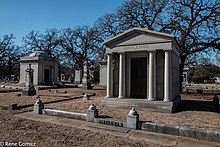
130, 57, 147, 98
44, 69, 50, 84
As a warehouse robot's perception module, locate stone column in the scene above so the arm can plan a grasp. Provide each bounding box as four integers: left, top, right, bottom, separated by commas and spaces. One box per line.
106, 54, 112, 98
164, 51, 171, 101
82, 60, 92, 89
118, 53, 125, 98
148, 51, 156, 100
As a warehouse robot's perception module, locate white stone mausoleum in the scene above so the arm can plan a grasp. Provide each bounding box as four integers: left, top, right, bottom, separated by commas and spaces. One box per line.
103, 28, 180, 102
19, 51, 58, 85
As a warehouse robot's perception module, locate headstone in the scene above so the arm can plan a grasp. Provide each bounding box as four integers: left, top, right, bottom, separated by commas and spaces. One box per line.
32, 95, 40, 99
36, 87, 40, 91
61, 74, 65, 81
87, 104, 98, 122
9, 103, 17, 110
16, 94, 21, 97
127, 108, 139, 129
82, 60, 92, 89
22, 63, 36, 96
34, 99, 44, 114
83, 93, 90, 100
75, 70, 82, 84
58, 89, 67, 93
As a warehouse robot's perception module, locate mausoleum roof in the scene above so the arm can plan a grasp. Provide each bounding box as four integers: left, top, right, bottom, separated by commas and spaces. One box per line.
20, 51, 58, 62
29, 51, 50, 58
103, 28, 177, 46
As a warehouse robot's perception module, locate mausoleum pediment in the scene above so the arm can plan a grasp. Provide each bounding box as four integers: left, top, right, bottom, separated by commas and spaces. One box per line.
104, 28, 179, 54
120, 34, 169, 46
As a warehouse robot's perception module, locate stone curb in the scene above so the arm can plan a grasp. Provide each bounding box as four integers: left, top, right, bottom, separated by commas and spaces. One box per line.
141, 121, 220, 143
39, 104, 220, 143
0, 89, 22, 93
43, 109, 87, 120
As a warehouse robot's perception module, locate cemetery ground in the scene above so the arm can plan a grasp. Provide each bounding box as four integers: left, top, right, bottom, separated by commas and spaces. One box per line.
0, 83, 220, 146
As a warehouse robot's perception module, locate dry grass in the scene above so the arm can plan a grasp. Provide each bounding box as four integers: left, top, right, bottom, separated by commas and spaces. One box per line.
0, 85, 220, 132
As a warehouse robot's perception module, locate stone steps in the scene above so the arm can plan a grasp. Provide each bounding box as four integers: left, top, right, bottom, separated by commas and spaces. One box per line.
102, 98, 174, 113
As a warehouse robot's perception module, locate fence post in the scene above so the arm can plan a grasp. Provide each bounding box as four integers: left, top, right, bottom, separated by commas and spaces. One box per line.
34, 99, 44, 114
127, 108, 139, 129
87, 104, 98, 122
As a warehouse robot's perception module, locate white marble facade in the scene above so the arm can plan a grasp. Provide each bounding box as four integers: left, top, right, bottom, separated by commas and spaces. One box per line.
104, 28, 180, 101
19, 51, 58, 85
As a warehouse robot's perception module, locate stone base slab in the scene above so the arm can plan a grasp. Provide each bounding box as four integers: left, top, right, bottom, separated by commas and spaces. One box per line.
86, 123, 130, 133
43, 109, 87, 120
22, 89, 36, 96
102, 98, 176, 113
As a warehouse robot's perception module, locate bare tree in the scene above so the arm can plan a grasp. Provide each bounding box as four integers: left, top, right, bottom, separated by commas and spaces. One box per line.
189, 57, 220, 83
116, 0, 168, 31
95, 0, 220, 90
162, 0, 220, 90
60, 26, 104, 69
4, 45, 21, 79
0, 34, 15, 61
94, 13, 124, 39
23, 29, 60, 58
94, 0, 168, 40
60, 27, 83, 68
0, 34, 20, 79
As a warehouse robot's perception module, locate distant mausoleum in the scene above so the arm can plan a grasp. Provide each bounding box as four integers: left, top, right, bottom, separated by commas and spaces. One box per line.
99, 60, 107, 87
74, 68, 99, 84
19, 51, 58, 85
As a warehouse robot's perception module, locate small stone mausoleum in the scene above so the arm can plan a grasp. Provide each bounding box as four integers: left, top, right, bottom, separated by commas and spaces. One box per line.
103, 28, 180, 102
19, 51, 58, 85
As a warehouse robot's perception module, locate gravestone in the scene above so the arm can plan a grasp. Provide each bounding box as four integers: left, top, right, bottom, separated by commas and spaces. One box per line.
82, 60, 92, 89
22, 63, 36, 96
83, 93, 90, 100
74, 70, 82, 84
61, 74, 65, 81
34, 99, 44, 114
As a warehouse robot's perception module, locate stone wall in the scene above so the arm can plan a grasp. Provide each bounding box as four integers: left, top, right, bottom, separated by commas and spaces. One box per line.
171, 51, 180, 100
